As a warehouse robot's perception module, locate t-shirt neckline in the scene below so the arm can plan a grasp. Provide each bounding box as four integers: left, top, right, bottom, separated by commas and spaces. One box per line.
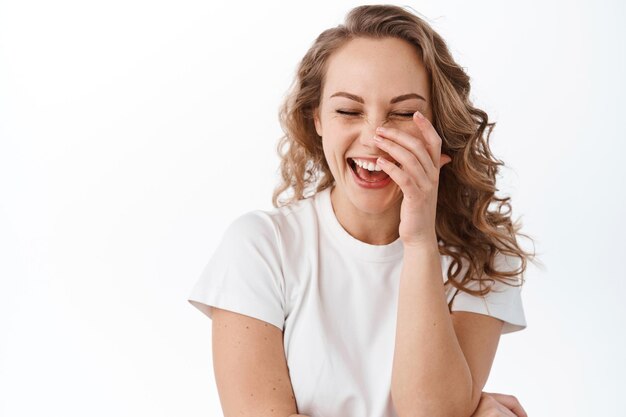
315, 186, 404, 263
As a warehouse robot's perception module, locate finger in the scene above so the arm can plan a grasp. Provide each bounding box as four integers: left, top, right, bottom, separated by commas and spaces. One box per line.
476, 394, 518, 417
501, 406, 518, 417
376, 156, 422, 196
372, 135, 431, 191
374, 127, 437, 181
412, 110, 444, 166
485, 393, 528, 417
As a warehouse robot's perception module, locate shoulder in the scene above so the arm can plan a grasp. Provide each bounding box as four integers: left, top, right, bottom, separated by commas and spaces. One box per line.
224, 194, 319, 250
241, 194, 319, 239
226, 210, 276, 239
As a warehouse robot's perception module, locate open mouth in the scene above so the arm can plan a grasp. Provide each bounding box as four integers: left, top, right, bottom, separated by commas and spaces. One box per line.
348, 157, 397, 183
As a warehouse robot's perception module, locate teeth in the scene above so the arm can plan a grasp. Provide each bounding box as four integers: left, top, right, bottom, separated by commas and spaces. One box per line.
353, 158, 383, 172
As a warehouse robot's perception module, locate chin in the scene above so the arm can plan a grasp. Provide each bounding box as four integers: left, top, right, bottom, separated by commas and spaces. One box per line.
348, 188, 401, 214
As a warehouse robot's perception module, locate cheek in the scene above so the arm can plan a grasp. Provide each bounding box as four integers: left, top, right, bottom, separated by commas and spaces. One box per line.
322, 138, 345, 162
329, 117, 363, 129
326, 120, 368, 145
321, 135, 351, 171
320, 138, 339, 165
323, 121, 356, 142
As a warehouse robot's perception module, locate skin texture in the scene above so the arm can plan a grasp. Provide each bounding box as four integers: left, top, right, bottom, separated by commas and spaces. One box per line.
211, 308, 299, 417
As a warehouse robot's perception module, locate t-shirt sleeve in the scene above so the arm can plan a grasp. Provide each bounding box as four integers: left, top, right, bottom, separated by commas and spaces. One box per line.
444, 252, 527, 334
187, 211, 286, 331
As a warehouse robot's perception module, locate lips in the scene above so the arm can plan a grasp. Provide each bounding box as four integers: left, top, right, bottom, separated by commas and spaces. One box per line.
347, 157, 393, 189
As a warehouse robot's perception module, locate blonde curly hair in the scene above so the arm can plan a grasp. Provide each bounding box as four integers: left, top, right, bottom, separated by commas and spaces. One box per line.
271, 4, 540, 308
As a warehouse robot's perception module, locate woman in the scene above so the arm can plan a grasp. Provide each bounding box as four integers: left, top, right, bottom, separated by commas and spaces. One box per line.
189, 4, 537, 417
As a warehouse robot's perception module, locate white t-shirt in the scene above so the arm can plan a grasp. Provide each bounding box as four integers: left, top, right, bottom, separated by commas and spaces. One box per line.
188, 186, 527, 417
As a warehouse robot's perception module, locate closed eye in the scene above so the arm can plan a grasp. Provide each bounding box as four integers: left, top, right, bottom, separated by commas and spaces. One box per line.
335, 110, 416, 118
336, 110, 360, 116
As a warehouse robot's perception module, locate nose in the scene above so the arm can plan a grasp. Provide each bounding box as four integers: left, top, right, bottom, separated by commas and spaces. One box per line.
357, 113, 388, 148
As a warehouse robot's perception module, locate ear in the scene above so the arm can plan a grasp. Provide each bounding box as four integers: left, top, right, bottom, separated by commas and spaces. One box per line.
313, 107, 322, 137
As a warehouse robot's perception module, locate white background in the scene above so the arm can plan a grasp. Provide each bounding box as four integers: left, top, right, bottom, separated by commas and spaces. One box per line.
1, 0, 624, 416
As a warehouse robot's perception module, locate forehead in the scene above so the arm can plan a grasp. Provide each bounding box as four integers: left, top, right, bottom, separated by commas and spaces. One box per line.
322, 37, 430, 99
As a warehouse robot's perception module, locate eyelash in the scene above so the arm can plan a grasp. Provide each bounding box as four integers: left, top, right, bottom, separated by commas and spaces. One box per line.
336, 110, 415, 118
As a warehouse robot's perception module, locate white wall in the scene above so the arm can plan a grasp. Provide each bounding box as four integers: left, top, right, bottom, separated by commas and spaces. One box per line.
1, 0, 624, 416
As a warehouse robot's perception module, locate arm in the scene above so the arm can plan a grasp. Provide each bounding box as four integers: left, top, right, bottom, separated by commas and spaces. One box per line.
211, 307, 302, 417
391, 241, 503, 417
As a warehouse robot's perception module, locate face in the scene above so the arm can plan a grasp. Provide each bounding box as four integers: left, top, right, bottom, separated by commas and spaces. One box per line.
314, 36, 431, 216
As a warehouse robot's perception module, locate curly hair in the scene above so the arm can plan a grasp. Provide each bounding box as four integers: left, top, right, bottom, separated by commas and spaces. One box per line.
271, 4, 540, 309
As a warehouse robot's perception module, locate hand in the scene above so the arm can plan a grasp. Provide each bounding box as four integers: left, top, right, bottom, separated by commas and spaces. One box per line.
372, 110, 452, 247
471, 391, 528, 417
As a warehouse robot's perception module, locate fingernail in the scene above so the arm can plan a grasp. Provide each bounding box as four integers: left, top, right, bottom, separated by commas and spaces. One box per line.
376, 126, 386, 134
415, 110, 424, 119
373, 135, 384, 142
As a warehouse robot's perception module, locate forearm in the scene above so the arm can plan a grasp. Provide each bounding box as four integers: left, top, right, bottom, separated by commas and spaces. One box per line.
391, 239, 473, 417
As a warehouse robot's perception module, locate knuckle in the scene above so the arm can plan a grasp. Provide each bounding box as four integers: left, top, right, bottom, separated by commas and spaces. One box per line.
482, 396, 498, 407
383, 127, 397, 136
413, 140, 426, 151
485, 396, 498, 405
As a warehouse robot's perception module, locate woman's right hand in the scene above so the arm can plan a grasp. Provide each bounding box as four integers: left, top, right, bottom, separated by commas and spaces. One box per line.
471, 391, 528, 417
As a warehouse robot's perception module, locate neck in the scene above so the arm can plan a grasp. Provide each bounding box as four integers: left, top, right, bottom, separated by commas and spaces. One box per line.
330, 185, 402, 245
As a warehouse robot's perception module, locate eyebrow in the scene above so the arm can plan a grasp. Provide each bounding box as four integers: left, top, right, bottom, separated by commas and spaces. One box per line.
329, 91, 426, 103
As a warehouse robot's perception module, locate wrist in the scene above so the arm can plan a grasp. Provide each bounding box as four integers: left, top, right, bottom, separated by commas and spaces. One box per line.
402, 234, 439, 252
402, 241, 440, 264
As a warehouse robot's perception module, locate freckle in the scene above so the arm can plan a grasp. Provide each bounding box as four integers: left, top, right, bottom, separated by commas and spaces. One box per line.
264, 337, 267, 340
273, 387, 276, 390
271, 409, 274, 412
250, 393, 253, 396
246, 326, 249, 329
